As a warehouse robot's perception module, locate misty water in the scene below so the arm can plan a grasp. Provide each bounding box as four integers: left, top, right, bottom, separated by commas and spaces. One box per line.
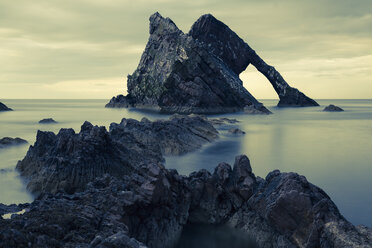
0, 99, 372, 230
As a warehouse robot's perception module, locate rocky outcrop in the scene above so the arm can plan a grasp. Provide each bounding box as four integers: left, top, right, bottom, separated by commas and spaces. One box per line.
17, 115, 218, 194
0, 137, 28, 148
39, 118, 58, 124
324, 104, 344, 112
189, 14, 319, 107
110, 115, 218, 156
106, 12, 270, 114
0, 102, 12, 111
2, 155, 371, 248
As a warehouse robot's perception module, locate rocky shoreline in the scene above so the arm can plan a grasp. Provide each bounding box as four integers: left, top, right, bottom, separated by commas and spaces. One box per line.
1, 116, 371, 247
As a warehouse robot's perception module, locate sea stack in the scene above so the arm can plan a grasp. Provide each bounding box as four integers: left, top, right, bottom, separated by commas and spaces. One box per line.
106, 12, 270, 114
107, 12, 318, 113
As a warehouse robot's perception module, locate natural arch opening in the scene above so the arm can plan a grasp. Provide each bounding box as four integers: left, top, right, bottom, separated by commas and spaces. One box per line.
240, 65, 279, 101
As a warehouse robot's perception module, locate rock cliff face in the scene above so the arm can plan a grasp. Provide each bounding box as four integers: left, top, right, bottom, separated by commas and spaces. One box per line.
0, 102, 12, 111
17, 115, 218, 194
189, 14, 319, 107
106, 12, 270, 114
2, 155, 371, 248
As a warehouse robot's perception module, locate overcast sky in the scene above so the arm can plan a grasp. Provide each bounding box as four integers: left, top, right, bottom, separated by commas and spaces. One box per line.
0, 0, 371, 99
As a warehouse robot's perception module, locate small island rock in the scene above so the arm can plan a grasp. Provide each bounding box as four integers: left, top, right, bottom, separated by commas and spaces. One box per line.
323, 104, 344, 112
0, 137, 28, 149
39, 118, 58, 124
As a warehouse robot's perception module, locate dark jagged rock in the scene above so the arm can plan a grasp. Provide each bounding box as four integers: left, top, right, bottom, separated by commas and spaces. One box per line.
107, 12, 270, 115
2, 155, 371, 248
39, 118, 58, 124
324, 104, 344, 112
0, 102, 12, 111
0, 137, 28, 149
110, 115, 218, 156
16, 122, 145, 194
17, 116, 218, 195
189, 14, 319, 108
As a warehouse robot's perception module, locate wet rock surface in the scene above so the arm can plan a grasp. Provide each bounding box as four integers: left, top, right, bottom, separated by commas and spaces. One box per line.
2, 154, 371, 248
39, 118, 58, 124
106, 12, 270, 114
0, 102, 12, 111
228, 128, 246, 135
324, 104, 344, 112
0, 137, 28, 148
189, 14, 318, 108
17, 115, 218, 195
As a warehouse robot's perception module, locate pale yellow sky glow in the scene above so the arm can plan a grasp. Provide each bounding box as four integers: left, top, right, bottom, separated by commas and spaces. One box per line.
0, 0, 371, 99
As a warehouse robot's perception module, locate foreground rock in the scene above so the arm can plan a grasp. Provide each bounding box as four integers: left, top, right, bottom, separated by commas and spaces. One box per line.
106, 12, 270, 114
17, 115, 218, 194
0, 137, 28, 149
189, 14, 319, 107
39, 118, 58, 124
0, 102, 12, 111
324, 104, 344, 112
2, 155, 371, 248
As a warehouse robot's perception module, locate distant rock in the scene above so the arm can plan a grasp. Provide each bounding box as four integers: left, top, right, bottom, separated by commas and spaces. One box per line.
106, 12, 270, 115
189, 14, 318, 108
0, 102, 12, 112
228, 128, 245, 135
0, 137, 27, 149
323, 104, 344, 112
209, 117, 240, 125
39, 118, 58, 124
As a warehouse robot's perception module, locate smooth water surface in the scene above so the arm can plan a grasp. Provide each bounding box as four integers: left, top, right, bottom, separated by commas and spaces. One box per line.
0, 99, 371, 228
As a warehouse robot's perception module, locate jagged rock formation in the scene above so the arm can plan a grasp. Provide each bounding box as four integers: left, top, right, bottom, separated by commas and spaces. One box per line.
17, 115, 218, 194
324, 104, 344, 112
0, 137, 28, 149
107, 12, 318, 112
189, 14, 319, 107
110, 115, 218, 156
0, 102, 12, 111
39, 118, 58, 124
106, 12, 270, 114
2, 155, 371, 248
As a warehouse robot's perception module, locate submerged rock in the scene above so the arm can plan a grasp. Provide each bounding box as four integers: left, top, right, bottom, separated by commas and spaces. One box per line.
17, 115, 218, 194
2, 155, 371, 248
209, 117, 240, 125
0, 102, 12, 111
107, 12, 270, 115
324, 104, 344, 112
189, 14, 318, 108
39, 118, 58, 124
228, 128, 245, 135
0, 137, 28, 149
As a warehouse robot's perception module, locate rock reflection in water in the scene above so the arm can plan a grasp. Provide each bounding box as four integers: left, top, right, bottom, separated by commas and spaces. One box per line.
175, 223, 258, 248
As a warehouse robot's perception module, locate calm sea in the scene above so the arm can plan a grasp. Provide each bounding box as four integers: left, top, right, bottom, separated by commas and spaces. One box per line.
0, 99, 371, 228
